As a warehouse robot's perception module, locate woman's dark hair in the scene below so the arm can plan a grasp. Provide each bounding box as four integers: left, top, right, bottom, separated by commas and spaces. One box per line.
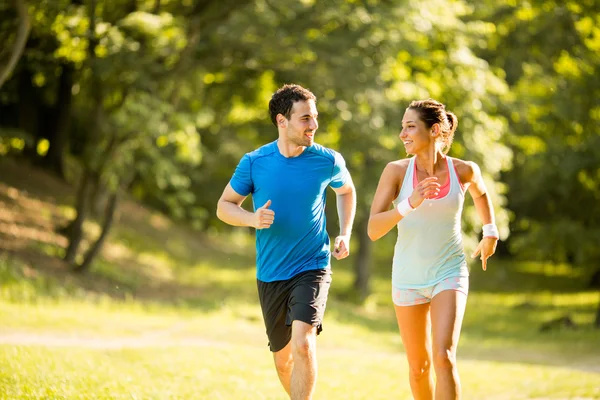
269, 84, 316, 127
408, 99, 458, 154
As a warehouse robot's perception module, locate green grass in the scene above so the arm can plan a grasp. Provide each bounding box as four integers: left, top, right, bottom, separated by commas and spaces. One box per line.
1, 253, 599, 399
1, 343, 599, 399
0, 160, 599, 399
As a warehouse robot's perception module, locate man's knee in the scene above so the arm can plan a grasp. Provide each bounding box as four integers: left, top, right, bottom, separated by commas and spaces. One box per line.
291, 323, 317, 358
292, 337, 314, 357
274, 351, 293, 375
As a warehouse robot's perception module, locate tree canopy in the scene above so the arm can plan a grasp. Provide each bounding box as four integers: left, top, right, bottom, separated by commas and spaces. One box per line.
0, 0, 598, 296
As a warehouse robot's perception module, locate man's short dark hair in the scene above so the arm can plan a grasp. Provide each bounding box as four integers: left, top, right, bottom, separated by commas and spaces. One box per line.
269, 84, 317, 127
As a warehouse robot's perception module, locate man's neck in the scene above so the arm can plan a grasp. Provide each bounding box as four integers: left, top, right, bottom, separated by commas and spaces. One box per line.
277, 138, 305, 158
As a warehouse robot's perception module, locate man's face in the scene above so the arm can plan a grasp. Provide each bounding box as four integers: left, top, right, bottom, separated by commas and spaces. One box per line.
283, 100, 319, 147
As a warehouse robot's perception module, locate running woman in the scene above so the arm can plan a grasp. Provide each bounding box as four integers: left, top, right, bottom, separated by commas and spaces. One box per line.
368, 99, 499, 399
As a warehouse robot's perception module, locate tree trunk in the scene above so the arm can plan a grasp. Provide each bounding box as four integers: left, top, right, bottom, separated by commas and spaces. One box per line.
352, 154, 376, 301
90, 179, 108, 215
353, 214, 372, 300
595, 293, 600, 329
64, 168, 93, 263
75, 190, 119, 273
0, 0, 31, 89
43, 63, 74, 178
18, 68, 40, 159
57, 170, 102, 236
64, 0, 103, 263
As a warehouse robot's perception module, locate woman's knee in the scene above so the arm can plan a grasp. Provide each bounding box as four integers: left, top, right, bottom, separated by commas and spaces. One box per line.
408, 358, 431, 380
433, 348, 456, 371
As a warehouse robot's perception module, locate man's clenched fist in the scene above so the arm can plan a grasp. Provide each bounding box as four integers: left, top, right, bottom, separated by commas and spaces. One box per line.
254, 200, 275, 229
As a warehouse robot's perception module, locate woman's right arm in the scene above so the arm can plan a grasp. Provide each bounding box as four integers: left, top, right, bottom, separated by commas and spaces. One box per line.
368, 161, 441, 241
368, 163, 403, 241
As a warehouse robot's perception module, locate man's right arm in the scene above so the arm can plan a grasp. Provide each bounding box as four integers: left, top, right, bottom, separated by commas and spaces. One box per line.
216, 183, 254, 227
216, 183, 274, 229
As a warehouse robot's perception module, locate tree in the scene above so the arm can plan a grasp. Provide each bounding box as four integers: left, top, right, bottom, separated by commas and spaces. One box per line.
198, 0, 512, 298
2, 0, 520, 298
64, 0, 197, 269
469, 0, 600, 326
0, 0, 30, 90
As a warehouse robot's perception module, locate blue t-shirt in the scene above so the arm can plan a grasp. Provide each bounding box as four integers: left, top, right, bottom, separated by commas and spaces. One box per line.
230, 140, 349, 282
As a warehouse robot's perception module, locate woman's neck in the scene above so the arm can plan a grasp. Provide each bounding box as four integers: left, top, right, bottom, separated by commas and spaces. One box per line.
415, 151, 444, 176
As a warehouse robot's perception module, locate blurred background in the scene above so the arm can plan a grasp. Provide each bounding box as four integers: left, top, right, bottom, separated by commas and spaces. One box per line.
0, 1, 599, 398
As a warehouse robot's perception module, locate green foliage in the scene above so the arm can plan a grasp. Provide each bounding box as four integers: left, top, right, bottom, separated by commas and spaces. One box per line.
190, 0, 512, 242
1, 0, 599, 276
469, 0, 600, 266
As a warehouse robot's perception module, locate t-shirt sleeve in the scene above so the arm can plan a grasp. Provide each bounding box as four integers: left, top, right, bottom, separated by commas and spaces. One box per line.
330, 151, 350, 189
230, 154, 253, 196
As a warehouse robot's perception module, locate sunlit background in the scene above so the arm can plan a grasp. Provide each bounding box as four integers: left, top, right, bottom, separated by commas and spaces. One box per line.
0, 0, 599, 398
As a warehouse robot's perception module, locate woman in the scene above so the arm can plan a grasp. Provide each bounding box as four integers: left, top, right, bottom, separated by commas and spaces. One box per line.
368, 99, 499, 399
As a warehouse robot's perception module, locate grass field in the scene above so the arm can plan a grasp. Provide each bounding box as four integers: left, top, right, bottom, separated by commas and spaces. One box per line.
1, 159, 599, 399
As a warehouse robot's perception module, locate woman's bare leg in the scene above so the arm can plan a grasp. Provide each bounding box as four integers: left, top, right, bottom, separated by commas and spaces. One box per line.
395, 303, 434, 400
430, 290, 467, 400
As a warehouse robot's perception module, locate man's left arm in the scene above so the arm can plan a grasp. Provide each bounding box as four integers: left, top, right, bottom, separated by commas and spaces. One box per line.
331, 177, 356, 260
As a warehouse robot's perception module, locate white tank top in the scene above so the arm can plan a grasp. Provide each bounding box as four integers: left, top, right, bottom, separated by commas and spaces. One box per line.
391, 156, 468, 289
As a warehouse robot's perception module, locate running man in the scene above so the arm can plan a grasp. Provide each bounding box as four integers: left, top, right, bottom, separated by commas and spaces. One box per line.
217, 84, 356, 399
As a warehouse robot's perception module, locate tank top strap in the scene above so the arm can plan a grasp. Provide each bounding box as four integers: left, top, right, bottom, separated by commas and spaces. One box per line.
446, 157, 464, 194
398, 157, 416, 201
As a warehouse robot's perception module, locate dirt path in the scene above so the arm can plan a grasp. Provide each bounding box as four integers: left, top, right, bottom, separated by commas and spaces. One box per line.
0, 330, 228, 350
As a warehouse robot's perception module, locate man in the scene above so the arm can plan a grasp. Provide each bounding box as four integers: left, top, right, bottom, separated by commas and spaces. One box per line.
216, 84, 356, 399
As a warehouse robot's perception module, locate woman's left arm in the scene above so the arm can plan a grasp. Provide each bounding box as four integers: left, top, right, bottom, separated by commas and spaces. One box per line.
459, 160, 498, 271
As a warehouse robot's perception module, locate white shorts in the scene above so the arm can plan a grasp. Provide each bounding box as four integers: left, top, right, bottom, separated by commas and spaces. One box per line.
392, 276, 469, 307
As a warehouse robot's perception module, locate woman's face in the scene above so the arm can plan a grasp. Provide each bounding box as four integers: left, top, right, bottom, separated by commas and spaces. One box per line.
400, 108, 432, 155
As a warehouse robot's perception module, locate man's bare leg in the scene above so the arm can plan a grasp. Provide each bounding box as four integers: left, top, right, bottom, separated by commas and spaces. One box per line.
290, 320, 318, 400
273, 342, 293, 396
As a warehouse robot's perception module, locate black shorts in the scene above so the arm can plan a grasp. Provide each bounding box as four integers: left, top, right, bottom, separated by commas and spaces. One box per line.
257, 268, 332, 352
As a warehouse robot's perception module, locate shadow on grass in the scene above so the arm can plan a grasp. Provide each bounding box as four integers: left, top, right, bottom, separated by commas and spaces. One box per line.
0, 247, 256, 314
326, 299, 399, 335
467, 259, 591, 294
0, 159, 259, 312
0, 160, 73, 204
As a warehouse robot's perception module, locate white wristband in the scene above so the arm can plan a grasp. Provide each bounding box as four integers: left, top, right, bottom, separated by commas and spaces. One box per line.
482, 224, 499, 239
396, 198, 414, 218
